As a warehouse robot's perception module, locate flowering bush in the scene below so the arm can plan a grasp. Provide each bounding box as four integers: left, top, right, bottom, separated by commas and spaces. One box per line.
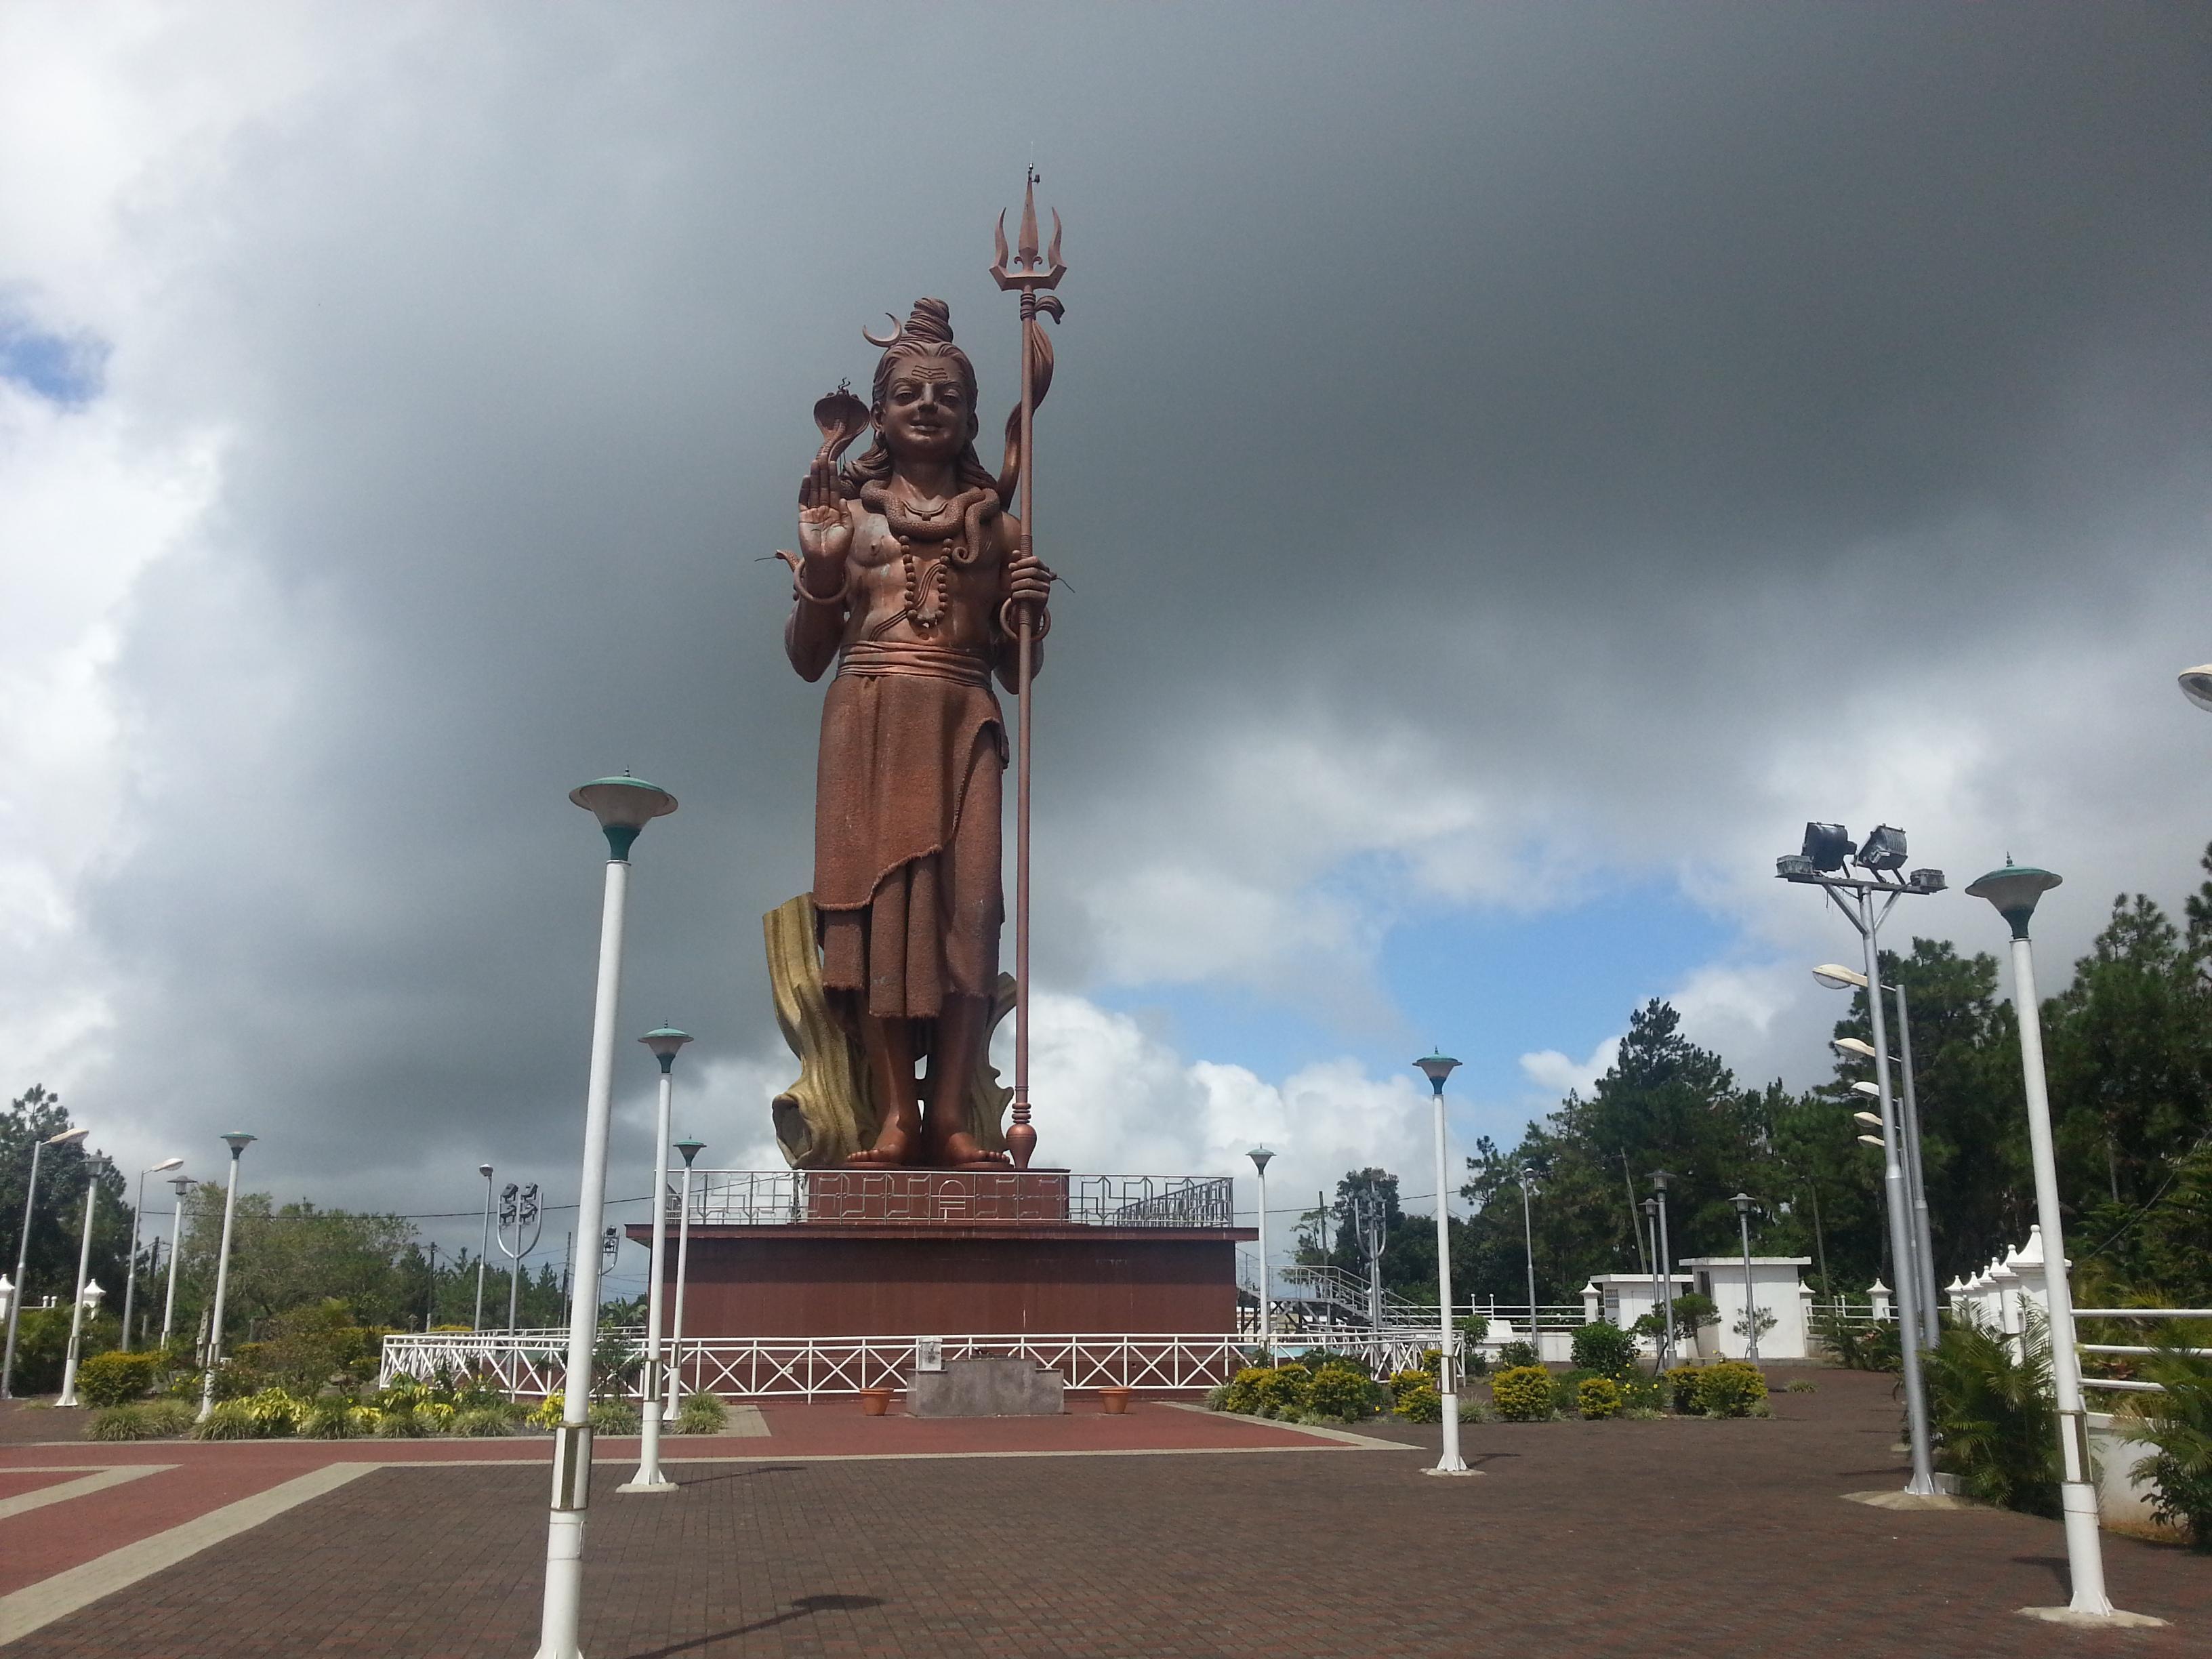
527, 1393, 567, 1429
1248, 1364, 1311, 1417
1577, 1376, 1623, 1419
1665, 1364, 1705, 1414
1570, 1322, 1637, 1378
1389, 1370, 1441, 1422
1491, 1365, 1554, 1422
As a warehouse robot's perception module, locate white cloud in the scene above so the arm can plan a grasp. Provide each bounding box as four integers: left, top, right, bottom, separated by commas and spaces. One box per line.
1519, 1035, 1620, 1099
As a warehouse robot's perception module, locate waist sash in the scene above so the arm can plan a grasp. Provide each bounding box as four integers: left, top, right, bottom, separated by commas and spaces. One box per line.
837, 639, 991, 687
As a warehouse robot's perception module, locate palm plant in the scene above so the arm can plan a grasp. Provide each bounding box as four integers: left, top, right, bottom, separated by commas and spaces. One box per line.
1920, 1313, 2059, 1516
2121, 1335, 2212, 1550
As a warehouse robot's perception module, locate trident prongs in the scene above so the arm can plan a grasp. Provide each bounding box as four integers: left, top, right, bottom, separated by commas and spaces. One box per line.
991, 167, 1066, 292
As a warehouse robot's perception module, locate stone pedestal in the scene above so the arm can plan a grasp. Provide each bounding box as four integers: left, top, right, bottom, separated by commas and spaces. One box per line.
907, 1356, 1064, 1416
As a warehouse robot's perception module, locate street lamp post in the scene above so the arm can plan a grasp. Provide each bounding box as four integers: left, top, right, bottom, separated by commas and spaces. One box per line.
197, 1134, 255, 1422
1519, 1170, 1538, 1348
160, 1173, 192, 1351
2, 1126, 90, 1399
119, 1158, 184, 1353
475, 1164, 495, 1332
1640, 1195, 1663, 1368
1778, 823, 1942, 1497
1730, 1193, 1760, 1365
1247, 1147, 1274, 1353
1413, 1052, 1473, 1477
1818, 966, 1940, 1348
535, 774, 675, 1659
1650, 1172, 1676, 1370
1967, 861, 2160, 1627
57, 1156, 112, 1406
665, 1136, 703, 1416
623, 1025, 691, 1495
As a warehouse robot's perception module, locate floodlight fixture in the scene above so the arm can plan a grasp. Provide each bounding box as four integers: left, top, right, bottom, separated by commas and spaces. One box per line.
1857, 1134, 1887, 1149
1858, 824, 1908, 872
2180, 665, 2212, 712
1852, 1081, 1881, 1099
1814, 963, 1866, 990
1854, 1111, 1884, 1131
1907, 868, 1946, 895
1833, 1038, 1879, 1061
1776, 854, 1815, 880
1802, 823, 1855, 873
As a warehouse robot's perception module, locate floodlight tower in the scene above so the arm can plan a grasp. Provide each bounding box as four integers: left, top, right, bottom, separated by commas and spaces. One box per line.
1777, 821, 1942, 1498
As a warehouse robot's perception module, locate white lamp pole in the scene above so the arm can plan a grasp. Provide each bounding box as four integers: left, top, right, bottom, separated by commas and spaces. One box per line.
1519, 1171, 1538, 1346
197, 1134, 255, 1420
1730, 1193, 1760, 1364
119, 1158, 184, 1353
665, 1136, 703, 1417
2, 1126, 90, 1399
1246, 1147, 1274, 1353
535, 775, 675, 1659
1414, 1052, 1472, 1476
160, 1174, 192, 1351
475, 1164, 495, 1332
56, 1157, 110, 1406
622, 1025, 691, 1494
1967, 861, 2161, 1628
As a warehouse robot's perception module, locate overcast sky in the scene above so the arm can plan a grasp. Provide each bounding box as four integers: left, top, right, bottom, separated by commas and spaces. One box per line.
3, 3, 2209, 1291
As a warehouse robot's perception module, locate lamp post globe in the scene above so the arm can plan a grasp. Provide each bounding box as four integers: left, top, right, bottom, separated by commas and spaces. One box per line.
1411, 1051, 1472, 1477
666, 1136, 704, 1417
2178, 665, 2212, 712
537, 775, 676, 1659
623, 1025, 693, 1495
1246, 1147, 1275, 1351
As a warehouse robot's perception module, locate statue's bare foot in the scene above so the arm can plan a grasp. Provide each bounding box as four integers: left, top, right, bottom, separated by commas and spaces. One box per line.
843, 1126, 915, 1167
927, 1128, 1012, 1170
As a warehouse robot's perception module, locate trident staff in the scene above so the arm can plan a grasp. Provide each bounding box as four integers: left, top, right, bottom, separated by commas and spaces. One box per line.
989, 168, 1067, 1170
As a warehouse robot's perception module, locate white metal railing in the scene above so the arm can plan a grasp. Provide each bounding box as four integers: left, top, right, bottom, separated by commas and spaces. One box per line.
381, 1330, 1263, 1399
672, 1170, 1233, 1229
2071, 1308, 2212, 1399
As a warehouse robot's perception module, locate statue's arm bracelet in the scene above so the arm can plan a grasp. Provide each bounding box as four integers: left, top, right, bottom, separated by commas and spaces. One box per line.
793, 565, 851, 607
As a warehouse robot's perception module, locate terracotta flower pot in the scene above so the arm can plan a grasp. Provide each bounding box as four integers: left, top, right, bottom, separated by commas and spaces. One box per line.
858, 1387, 895, 1416
1098, 1387, 1135, 1415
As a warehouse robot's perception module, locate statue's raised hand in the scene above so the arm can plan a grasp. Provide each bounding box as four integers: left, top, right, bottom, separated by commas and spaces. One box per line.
796, 455, 851, 567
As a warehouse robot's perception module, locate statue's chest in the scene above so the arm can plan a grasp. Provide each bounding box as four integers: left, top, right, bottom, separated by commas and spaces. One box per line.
853, 514, 998, 632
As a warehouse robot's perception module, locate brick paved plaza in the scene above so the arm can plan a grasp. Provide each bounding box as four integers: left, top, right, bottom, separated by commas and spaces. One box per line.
3, 1368, 2207, 1657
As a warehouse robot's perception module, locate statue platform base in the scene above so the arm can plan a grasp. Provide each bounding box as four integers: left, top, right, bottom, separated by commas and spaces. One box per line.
626, 1170, 1251, 1338
907, 1356, 1064, 1416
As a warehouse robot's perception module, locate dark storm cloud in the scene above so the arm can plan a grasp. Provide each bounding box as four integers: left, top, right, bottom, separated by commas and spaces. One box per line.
54, 4, 2212, 1237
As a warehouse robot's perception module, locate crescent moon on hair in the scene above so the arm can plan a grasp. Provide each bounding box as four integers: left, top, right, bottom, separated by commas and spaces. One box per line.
861, 312, 904, 348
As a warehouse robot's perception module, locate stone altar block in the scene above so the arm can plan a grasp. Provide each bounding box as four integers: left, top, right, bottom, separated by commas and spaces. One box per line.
907, 1356, 1065, 1417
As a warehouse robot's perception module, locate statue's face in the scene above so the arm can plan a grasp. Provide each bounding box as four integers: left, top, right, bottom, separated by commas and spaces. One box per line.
876, 353, 975, 464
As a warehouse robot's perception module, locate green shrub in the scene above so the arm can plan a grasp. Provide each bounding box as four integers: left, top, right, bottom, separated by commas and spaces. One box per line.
452, 1406, 517, 1437
1496, 1339, 1540, 1370
1296, 1349, 1374, 1378
1578, 1376, 1624, 1420
373, 1405, 419, 1438
1665, 1364, 1704, 1414
1922, 1318, 2057, 1515
1491, 1365, 1553, 1422
138, 1399, 195, 1437
2122, 1340, 2212, 1549
1785, 1379, 1818, 1393
415, 1401, 458, 1435
527, 1393, 566, 1429
588, 1400, 642, 1436
1549, 1367, 1597, 1415
76, 1351, 159, 1408
676, 1392, 729, 1434
1618, 1373, 1667, 1413
1691, 1361, 1768, 1418
242, 1387, 304, 1437
300, 1399, 357, 1439
190, 1400, 262, 1440
1388, 1369, 1441, 1422
1305, 1362, 1380, 1422
1202, 1383, 1233, 1411
1571, 1322, 1637, 1378
85, 1404, 161, 1440
1456, 1393, 1491, 1423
